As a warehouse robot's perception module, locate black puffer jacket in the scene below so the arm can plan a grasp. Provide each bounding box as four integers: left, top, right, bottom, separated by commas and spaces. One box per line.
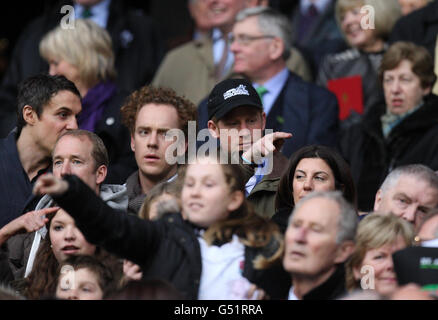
339, 94, 438, 211
53, 175, 291, 300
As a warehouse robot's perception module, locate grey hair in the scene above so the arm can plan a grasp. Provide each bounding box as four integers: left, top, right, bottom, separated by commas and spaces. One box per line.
235, 6, 292, 60
379, 164, 438, 196
288, 191, 358, 244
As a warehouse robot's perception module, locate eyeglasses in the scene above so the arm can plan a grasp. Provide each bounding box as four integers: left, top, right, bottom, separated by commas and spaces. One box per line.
229, 34, 276, 46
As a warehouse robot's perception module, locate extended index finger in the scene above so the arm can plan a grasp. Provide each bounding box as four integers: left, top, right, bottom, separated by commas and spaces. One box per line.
36, 206, 60, 216
272, 131, 292, 140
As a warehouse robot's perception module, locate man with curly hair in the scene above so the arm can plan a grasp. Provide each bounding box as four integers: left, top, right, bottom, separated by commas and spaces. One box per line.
121, 86, 197, 216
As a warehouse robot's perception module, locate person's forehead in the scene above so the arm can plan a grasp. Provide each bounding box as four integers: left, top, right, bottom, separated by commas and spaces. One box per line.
365, 236, 407, 254
186, 162, 223, 179
45, 90, 81, 109
54, 135, 93, 157
390, 175, 438, 203
75, 268, 100, 282
294, 197, 340, 225
384, 60, 415, 76
136, 103, 180, 128
394, 175, 436, 193
233, 15, 259, 31
52, 209, 74, 224
295, 158, 333, 173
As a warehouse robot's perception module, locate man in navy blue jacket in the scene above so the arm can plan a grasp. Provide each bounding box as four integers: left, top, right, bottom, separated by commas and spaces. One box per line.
198, 6, 339, 158
0, 74, 81, 228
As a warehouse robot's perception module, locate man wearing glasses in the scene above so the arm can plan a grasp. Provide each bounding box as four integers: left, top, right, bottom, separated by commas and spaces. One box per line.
152, 1, 311, 106
230, 6, 339, 157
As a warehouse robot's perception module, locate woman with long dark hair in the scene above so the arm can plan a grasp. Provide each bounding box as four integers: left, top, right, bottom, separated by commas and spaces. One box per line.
274, 145, 357, 232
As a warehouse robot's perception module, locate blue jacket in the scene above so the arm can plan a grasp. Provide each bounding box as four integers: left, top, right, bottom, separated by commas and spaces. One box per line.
198, 72, 339, 158
0, 130, 47, 228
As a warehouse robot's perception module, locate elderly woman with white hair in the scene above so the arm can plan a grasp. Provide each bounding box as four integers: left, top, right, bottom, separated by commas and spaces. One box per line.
39, 19, 136, 183
317, 0, 402, 128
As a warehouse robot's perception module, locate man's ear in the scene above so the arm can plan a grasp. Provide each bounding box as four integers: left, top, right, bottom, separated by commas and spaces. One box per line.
95, 165, 107, 185
130, 134, 135, 152
334, 240, 355, 264
374, 189, 383, 211
208, 120, 220, 139
227, 190, 245, 212
261, 111, 266, 131
268, 37, 285, 61
22, 105, 37, 125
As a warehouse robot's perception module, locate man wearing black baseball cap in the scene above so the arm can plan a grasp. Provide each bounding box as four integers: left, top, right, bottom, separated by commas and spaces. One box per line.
207, 78, 291, 219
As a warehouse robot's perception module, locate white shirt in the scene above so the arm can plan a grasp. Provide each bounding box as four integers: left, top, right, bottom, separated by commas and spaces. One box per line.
300, 0, 332, 14
422, 238, 438, 248
212, 28, 234, 76
288, 286, 300, 300
198, 234, 255, 300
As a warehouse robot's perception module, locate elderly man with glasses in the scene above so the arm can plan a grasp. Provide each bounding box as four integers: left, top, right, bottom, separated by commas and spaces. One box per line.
228, 6, 339, 157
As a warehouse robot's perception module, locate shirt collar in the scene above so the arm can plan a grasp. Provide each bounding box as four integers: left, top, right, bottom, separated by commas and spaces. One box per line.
75, 0, 111, 28
300, 0, 332, 14
167, 173, 178, 183
288, 286, 299, 300
212, 28, 226, 42
253, 68, 288, 100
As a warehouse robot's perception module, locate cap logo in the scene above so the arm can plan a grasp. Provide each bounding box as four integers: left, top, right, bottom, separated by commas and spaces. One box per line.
223, 84, 249, 100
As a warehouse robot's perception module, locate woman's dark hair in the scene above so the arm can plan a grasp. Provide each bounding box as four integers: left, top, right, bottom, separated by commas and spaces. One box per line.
275, 145, 357, 212
21, 211, 60, 299
379, 41, 436, 90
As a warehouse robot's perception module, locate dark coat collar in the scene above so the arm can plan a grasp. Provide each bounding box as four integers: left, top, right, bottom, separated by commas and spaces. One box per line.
302, 263, 347, 300
361, 94, 438, 137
